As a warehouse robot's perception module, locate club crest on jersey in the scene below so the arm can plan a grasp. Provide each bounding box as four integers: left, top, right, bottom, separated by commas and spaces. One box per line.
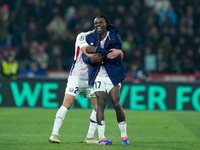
79, 36, 85, 41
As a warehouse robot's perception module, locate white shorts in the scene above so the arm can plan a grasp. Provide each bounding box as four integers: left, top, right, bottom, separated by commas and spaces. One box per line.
94, 75, 121, 93
65, 76, 95, 99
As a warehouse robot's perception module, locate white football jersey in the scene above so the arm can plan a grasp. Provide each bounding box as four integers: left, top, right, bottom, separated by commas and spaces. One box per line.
69, 31, 91, 80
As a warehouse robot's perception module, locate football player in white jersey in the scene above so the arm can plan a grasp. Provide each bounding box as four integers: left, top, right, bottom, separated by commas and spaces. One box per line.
48, 31, 123, 144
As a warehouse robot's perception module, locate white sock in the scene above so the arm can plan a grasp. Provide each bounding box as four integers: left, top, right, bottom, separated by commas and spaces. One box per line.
52, 105, 68, 136
97, 120, 105, 140
86, 109, 97, 138
118, 121, 128, 137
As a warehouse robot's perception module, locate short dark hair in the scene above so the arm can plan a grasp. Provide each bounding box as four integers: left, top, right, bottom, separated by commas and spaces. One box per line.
95, 14, 110, 25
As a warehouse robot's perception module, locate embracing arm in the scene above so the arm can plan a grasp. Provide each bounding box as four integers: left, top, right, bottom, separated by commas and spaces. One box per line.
86, 46, 122, 62
85, 34, 122, 62
82, 53, 93, 65
107, 49, 124, 60
81, 45, 95, 58
82, 53, 103, 65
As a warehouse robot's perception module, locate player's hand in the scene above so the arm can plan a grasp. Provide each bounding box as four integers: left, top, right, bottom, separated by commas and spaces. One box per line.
107, 49, 122, 59
86, 46, 96, 54
92, 53, 103, 63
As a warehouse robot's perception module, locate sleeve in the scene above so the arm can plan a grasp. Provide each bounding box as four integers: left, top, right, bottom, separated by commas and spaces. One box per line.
82, 53, 95, 65
77, 32, 90, 49
82, 34, 96, 65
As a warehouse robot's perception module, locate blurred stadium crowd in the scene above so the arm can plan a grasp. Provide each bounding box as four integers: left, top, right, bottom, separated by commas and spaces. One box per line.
0, 0, 200, 76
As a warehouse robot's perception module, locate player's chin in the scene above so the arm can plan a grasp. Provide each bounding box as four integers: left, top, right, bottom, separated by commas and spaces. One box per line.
96, 29, 102, 34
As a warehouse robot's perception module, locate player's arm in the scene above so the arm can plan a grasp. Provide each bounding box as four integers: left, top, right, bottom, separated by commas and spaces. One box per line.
107, 34, 124, 60
86, 46, 110, 58
86, 34, 122, 61
81, 45, 104, 63
80, 30, 96, 57
81, 45, 101, 65
80, 34, 103, 64
86, 46, 121, 63
107, 49, 123, 60
84, 34, 112, 59
85, 46, 124, 59
82, 53, 103, 65
81, 45, 95, 58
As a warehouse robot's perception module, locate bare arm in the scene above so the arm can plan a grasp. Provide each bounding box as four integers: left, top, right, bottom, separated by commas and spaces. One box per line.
84, 45, 123, 61
85, 46, 123, 60
107, 49, 124, 59
81, 45, 95, 57
81, 45, 103, 64
85, 46, 96, 54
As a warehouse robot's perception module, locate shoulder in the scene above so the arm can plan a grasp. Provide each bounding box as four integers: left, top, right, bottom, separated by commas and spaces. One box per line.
77, 31, 91, 40
78, 31, 91, 37
109, 31, 121, 42
86, 32, 95, 38
86, 32, 96, 42
75, 32, 87, 43
107, 24, 119, 33
87, 30, 98, 38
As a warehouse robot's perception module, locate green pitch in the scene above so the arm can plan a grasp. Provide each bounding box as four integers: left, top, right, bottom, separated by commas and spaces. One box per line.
0, 108, 200, 150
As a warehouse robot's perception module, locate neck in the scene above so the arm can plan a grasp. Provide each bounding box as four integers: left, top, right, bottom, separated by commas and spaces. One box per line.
100, 31, 107, 40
